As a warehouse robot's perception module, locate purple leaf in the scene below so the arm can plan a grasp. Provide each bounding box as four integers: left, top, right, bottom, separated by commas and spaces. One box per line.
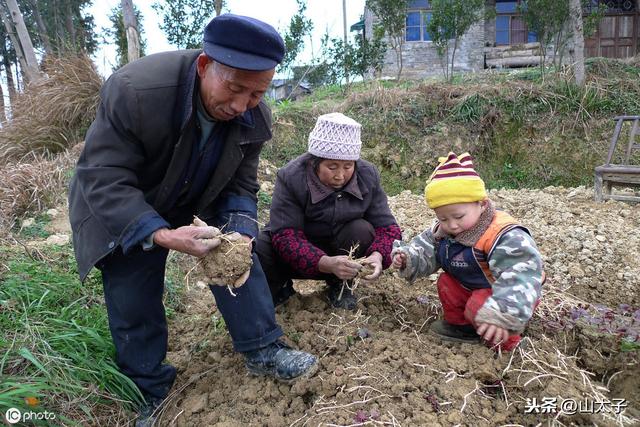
357, 328, 371, 339
354, 410, 369, 423
416, 295, 429, 304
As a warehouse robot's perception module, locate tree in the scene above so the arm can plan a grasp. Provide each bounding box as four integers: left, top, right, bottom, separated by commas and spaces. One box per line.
214, 0, 224, 16
325, 28, 386, 83
153, 0, 215, 49
106, 4, 146, 69
366, 0, 408, 80
519, 0, 605, 78
2, 0, 41, 83
0, 32, 17, 103
278, 0, 313, 77
24, 0, 53, 55
121, 0, 140, 63
17, 0, 98, 56
426, 0, 484, 82
570, 0, 585, 86
518, 0, 567, 76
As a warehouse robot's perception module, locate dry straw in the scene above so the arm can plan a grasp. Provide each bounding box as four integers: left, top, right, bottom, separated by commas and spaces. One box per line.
0, 55, 102, 162
0, 143, 82, 231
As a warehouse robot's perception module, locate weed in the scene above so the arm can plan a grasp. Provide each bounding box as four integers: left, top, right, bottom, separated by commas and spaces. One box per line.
0, 245, 142, 423
211, 314, 226, 335
451, 93, 487, 123
288, 331, 302, 344
257, 190, 272, 211
15, 213, 52, 239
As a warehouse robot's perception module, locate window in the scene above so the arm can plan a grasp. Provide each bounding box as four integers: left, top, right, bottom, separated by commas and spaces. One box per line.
405, 3, 433, 42
495, 0, 538, 46
585, 0, 636, 13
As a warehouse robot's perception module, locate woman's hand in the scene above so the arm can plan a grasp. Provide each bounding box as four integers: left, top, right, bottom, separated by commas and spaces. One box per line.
318, 255, 361, 280
476, 322, 510, 347
362, 252, 383, 280
392, 252, 407, 270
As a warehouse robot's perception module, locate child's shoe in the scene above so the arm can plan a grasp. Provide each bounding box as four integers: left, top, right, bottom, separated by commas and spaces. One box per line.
430, 320, 481, 343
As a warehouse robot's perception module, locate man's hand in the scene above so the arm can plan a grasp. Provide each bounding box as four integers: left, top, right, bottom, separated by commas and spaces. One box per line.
153, 226, 221, 257
392, 252, 407, 270
318, 255, 361, 280
476, 322, 510, 347
362, 251, 383, 281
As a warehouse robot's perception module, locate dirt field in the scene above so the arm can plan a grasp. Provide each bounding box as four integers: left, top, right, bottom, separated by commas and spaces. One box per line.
152, 184, 639, 426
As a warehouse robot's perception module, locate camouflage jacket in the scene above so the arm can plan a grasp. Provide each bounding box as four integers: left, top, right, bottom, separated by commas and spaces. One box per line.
392, 208, 544, 333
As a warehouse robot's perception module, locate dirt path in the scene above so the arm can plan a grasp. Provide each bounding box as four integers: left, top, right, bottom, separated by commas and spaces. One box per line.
154, 186, 639, 426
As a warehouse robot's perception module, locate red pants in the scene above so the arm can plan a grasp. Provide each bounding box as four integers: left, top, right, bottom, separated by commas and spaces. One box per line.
437, 272, 526, 352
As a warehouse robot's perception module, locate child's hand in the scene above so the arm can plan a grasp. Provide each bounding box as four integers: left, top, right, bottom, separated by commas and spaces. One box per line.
476, 322, 510, 346
392, 252, 407, 270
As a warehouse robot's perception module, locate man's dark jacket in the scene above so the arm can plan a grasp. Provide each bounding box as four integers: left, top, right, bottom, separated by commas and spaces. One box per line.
69, 50, 273, 281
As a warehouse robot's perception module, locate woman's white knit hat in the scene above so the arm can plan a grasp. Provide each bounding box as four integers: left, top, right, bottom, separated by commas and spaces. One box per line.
307, 112, 362, 160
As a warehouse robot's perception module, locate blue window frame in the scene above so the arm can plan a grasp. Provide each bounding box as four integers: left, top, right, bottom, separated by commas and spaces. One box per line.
495, 0, 538, 46
406, 12, 421, 41
406, 9, 433, 42
423, 12, 432, 41
496, 16, 510, 45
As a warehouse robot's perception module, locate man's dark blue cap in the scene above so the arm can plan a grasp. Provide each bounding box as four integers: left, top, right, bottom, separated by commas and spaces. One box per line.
203, 14, 285, 71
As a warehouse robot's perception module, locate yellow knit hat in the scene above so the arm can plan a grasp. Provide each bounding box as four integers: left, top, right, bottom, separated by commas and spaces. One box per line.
424, 152, 487, 209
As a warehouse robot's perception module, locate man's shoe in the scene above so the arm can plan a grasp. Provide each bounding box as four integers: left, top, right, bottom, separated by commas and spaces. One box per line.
430, 320, 481, 343
326, 281, 358, 310
244, 340, 318, 382
135, 398, 163, 427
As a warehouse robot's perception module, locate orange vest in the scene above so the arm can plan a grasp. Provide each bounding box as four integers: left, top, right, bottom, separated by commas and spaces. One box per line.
472, 211, 523, 284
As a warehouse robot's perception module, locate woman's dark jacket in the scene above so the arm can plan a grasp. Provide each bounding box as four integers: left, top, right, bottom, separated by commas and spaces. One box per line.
69, 50, 272, 281
266, 153, 402, 276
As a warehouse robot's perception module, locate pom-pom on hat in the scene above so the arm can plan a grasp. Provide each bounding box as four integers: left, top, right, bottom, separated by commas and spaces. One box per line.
203, 14, 285, 71
424, 152, 487, 209
307, 113, 362, 161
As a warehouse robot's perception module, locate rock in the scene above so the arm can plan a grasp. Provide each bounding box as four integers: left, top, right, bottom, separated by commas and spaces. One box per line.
45, 234, 69, 245
184, 394, 208, 415
21, 218, 35, 228
46, 208, 59, 217
206, 351, 222, 363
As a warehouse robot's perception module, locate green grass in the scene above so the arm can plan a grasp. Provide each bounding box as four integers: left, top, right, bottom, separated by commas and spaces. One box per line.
15, 213, 52, 239
266, 59, 640, 195
0, 245, 143, 424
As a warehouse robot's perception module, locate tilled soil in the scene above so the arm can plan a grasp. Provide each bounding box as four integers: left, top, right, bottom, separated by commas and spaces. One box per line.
157, 186, 639, 426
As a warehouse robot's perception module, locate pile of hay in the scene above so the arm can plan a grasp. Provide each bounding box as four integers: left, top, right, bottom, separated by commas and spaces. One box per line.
0, 143, 82, 231
0, 55, 101, 162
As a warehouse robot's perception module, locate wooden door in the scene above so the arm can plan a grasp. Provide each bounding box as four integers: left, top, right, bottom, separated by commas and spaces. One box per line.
585, 12, 639, 58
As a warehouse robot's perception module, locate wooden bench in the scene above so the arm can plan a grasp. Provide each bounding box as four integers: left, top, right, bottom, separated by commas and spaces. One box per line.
594, 115, 640, 203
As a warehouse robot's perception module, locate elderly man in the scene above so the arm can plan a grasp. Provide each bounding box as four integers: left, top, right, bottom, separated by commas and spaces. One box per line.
68, 14, 317, 425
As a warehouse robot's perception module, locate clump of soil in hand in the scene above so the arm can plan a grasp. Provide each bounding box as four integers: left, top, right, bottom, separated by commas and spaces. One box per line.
192, 217, 252, 290
356, 261, 375, 279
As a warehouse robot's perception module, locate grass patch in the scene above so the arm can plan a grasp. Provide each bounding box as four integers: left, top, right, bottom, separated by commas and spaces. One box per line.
15, 213, 52, 239
0, 244, 142, 424
265, 59, 639, 195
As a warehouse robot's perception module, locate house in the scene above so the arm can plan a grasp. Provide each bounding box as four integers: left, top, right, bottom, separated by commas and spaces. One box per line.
364, 0, 640, 79
266, 79, 312, 102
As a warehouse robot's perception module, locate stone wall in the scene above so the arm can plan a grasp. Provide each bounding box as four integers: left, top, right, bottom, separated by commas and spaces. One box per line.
369, 17, 486, 79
